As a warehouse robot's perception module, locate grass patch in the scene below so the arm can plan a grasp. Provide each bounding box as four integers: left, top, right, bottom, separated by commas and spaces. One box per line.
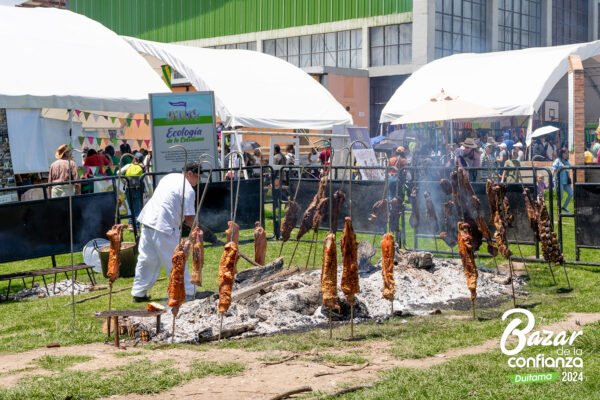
34, 355, 94, 371
319, 353, 368, 365
332, 324, 600, 400
0, 359, 244, 400
113, 350, 144, 358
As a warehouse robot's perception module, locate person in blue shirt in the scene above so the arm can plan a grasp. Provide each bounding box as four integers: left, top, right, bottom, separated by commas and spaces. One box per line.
552, 148, 573, 213
502, 131, 514, 152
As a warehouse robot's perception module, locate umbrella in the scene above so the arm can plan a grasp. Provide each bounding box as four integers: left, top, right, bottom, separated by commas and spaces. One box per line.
526, 125, 560, 146
374, 141, 397, 152
240, 140, 261, 151
391, 90, 502, 144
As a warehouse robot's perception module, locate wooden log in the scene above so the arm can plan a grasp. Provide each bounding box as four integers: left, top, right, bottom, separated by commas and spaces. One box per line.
313, 362, 370, 377
268, 386, 313, 400
196, 323, 256, 343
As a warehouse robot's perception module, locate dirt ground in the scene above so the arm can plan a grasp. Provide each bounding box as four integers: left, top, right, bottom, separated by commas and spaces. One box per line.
0, 312, 598, 399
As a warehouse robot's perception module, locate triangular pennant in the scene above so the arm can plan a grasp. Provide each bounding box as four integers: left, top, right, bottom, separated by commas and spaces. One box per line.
144, 139, 151, 148
87, 136, 94, 145
111, 116, 117, 124
96, 138, 102, 146
75, 109, 82, 118
135, 119, 141, 128
118, 118, 126, 126
161, 65, 172, 89
126, 118, 132, 127
78, 136, 85, 146
92, 114, 99, 123
83, 112, 91, 121
137, 139, 143, 148
111, 138, 118, 145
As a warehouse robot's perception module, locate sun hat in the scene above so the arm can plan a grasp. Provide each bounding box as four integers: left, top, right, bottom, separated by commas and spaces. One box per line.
486, 137, 498, 145
461, 138, 478, 149
499, 143, 507, 148
396, 146, 406, 153
55, 144, 71, 159
514, 142, 523, 148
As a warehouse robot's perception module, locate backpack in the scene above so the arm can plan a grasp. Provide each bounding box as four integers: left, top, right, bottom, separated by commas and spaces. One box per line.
125, 164, 144, 189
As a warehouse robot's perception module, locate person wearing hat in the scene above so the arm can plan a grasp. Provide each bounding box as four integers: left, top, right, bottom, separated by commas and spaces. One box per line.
48, 144, 79, 198
318, 141, 331, 165
131, 161, 202, 302
479, 143, 497, 180
458, 138, 481, 180
513, 142, 524, 161
503, 131, 515, 151
497, 142, 509, 165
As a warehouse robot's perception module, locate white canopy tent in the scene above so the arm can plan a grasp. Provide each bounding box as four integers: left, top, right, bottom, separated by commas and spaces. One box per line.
124, 37, 353, 130
381, 41, 600, 123
0, 6, 169, 173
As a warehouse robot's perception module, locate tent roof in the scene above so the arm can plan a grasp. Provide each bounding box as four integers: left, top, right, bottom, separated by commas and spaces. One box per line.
0, 6, 168, 112
124, 37, 353, 130
381, 41, 600, 123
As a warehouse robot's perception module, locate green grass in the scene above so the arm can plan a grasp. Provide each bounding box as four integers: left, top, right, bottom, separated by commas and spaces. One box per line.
0, 359, 244, 400
112, 350, 144, 358
34, 355, 93, 371
333, 323, 600, 400
319, 353, 368, 365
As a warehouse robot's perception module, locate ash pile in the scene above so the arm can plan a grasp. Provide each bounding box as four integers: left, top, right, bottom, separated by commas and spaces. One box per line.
132, 243, 524, 343
12, 279, 94, 300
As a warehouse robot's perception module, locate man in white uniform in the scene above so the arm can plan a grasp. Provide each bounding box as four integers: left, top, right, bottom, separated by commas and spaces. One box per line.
131, 162, 201, 302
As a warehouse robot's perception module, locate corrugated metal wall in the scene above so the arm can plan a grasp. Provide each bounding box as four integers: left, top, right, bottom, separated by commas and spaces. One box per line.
70, 0, 413, 42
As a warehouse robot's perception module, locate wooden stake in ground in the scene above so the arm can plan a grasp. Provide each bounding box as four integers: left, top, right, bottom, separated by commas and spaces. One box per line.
171, 307, 178, 344
508, 258, 517, 308
218, 313, 224, 341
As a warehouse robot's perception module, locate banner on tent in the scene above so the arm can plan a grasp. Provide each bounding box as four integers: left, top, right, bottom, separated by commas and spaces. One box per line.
149, 92, 218, 174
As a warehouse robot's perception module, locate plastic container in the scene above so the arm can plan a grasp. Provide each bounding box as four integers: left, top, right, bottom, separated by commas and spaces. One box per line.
97, 242, 138, 278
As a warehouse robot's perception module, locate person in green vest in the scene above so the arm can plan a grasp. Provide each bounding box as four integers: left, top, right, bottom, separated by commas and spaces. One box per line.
120, 152, 145, 227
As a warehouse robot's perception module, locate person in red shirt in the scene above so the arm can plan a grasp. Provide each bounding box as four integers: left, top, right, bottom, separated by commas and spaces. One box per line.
318, 141, 331, 165
83, 148, 110, 176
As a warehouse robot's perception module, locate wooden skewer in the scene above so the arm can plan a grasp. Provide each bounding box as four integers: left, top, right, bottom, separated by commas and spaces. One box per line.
328, 308, 332, 340
508, 258, 517, 308
288, 240, 301, 268
350, 303, 354, 339
218, 313, 224, 341
278, 240, 285, 257
171, 307, 178, 344
471, 299, 476, 320
547, 262, 557, 285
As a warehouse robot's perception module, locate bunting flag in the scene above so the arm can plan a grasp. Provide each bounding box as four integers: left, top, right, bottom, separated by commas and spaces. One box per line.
83, 112, 91, 121
144, 114, 149, 125
87, 136, 94, 145
111, 116, 117, 124
96, 137, 103, 146
75, 109, 82, 118
135, 119, 141, 128
111, 138, 118, 145
137, 139, 143, 148
78, 136, 85, 146
126, 118, 132, 127
92, 114, 99, 123
118, 118, 126, 126
144, 139, 151, 148
161, 64, 172, 89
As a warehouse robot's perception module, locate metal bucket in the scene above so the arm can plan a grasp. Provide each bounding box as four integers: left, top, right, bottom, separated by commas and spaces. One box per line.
96, 242, 137, 278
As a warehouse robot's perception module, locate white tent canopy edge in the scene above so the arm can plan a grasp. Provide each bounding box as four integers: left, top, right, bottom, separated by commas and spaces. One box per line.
123, 36, 353, 130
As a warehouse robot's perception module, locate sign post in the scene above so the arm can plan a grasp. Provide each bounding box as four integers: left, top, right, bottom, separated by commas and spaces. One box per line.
149, 92, 218, 175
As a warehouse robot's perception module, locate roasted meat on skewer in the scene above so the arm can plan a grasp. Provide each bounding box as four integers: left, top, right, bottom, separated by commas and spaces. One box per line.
368, 199, 389, 228
190, 227, 204, 286
440, 201, 459, 247
424, 191, 439, 234
106, 224, 125, 283
440, 178, 452, 196
218, 241, 239, 313
381, 233, 395, 301
297, 176, 328, 240
341, 217, 360, 305
280, 200, 300, 242
225, 221, 240, 244
536, 198, 564, 265
253, 221, 267, 265
168, 241, 190, 308
457, 222, 478, 302
321, 232, 338, 310
408, 186, 420, 229
491, 184, 512, 259
313, 197, 330, 231
330, 190, 346, 232
389, 196, 403, 233
523, 188, 540, 241
476, 215, 498, 257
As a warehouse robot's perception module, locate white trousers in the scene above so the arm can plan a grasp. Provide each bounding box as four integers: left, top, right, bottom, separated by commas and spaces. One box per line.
131, 225, 195, 298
